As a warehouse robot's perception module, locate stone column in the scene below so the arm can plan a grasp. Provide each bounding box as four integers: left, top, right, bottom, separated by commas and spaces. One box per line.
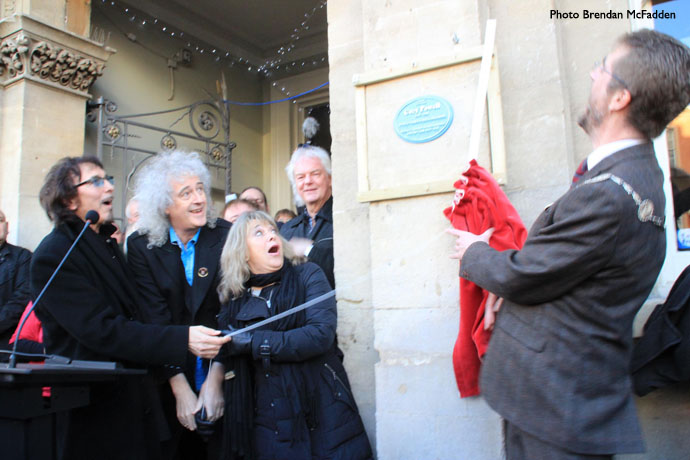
0, 3, 113, 249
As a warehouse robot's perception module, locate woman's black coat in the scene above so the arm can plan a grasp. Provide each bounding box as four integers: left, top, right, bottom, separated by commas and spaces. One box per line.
218, 262, 371, 460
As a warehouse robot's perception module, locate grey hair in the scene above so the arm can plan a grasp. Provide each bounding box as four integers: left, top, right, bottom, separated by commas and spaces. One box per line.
217, 210, 303, 302
133, 150, 217, 248
302, 116, 320, 140
125, 196, 139, 220
285, 144, 332, 207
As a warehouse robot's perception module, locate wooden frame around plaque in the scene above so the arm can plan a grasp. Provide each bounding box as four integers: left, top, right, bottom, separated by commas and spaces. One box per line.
353, 46, 506, 203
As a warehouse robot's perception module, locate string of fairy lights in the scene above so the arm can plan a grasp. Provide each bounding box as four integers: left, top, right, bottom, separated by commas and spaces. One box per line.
93, 0, 328, 104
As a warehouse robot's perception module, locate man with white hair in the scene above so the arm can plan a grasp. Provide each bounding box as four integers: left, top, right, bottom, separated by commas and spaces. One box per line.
281, 144, 335, 288
127, 150, 231, 459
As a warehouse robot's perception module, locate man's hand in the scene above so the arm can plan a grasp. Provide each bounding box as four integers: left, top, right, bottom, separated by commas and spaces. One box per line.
197, 362, 225, 422
289, 237, 314, 257
188, 326, 231, 359
484, 292, 504, 331
170, 374, 198, 431
445, 227, 494, 261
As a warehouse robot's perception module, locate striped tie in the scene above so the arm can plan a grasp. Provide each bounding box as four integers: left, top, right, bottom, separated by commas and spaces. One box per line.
571, 158, 589, 185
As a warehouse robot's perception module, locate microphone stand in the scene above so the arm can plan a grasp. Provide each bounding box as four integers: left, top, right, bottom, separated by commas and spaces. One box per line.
7, 212, 98, 368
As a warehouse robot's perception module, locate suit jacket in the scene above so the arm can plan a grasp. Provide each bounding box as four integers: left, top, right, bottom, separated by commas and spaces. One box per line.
127, 219, 231, 381
0, 242, 32, 345
461, 143, 665, 455
280, 196, 335, 288
31, 219, 189, 459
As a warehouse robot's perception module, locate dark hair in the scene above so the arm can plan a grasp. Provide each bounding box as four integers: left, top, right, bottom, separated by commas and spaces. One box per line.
39, 156, 103, 225
613, 29, 690, 139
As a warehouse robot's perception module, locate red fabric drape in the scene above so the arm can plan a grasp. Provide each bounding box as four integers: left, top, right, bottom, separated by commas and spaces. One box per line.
10, 301, 43, 344
10, 301, 49, 397
443, 160, 527, 397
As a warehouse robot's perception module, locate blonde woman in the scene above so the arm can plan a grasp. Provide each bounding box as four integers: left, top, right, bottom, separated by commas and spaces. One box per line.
207, 211, 371, 460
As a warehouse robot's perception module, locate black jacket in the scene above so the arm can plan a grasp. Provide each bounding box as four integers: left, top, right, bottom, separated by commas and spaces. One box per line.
632, 264, 690, 396
32, 219, 189, 460
0, 242, 32, 345
218, 262, 371, 460
280, 197, 335, 288
127, 219, 231, 381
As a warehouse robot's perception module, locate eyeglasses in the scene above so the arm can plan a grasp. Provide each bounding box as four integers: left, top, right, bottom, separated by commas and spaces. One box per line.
594, 56, 629, 90
75, 175, 115, 188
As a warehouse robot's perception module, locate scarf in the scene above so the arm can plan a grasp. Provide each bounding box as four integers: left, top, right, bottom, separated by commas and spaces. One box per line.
219, 259, 306, 459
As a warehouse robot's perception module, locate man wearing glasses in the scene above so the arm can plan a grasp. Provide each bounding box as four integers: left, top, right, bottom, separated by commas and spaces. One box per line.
448, 30, 690, 459
31, 156, 230, 459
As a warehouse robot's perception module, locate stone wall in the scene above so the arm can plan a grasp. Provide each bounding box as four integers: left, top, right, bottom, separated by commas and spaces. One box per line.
328, 1, 504, 458
0, 12, 112, 249
325, 0, 684, 459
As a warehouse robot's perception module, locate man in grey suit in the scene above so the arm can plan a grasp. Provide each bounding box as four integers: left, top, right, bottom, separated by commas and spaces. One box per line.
447, 30, 690, 459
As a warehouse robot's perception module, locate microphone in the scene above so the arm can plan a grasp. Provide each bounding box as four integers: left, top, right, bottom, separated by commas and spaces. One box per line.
84, 210, 99, 224
7, 210, 100, 368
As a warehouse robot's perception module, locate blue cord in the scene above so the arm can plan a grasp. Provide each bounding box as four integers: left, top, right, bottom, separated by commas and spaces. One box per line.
223, 81, 329, 106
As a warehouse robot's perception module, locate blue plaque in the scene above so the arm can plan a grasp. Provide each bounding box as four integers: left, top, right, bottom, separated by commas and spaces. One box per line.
393, 95, 454, 143
678, 229, 690, 249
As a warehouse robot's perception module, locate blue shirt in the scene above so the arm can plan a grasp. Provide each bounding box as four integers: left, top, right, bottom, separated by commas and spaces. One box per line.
169, 227, 201, 286
169, 227, 206, 390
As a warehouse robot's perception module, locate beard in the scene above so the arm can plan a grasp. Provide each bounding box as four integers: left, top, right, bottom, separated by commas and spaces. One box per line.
100, 206, 114, 224
578, 106, 602, 135
577, 98, 605, 135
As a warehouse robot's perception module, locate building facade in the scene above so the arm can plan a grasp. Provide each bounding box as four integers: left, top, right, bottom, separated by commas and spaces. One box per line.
1, 0, 689, 458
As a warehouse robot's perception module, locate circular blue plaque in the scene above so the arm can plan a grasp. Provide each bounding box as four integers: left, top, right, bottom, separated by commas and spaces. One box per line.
393, 95, 454, 143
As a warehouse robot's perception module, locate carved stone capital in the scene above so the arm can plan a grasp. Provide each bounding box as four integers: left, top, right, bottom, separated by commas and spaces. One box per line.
0, 14, 114, 95
0, 33, 29, 78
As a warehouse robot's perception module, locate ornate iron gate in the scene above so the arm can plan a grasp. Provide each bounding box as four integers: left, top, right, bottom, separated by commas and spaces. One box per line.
87, 98, 236, 225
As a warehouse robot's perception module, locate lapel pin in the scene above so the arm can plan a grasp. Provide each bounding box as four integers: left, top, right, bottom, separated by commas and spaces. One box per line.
198, 267, 209, 278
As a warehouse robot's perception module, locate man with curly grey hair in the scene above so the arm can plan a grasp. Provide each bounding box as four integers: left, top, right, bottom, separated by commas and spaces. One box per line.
281, 144, 335, 288
127, 150, 231, 459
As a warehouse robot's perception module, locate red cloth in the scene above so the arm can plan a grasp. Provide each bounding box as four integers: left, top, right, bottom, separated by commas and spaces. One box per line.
443, 160, 527, 397
10, 301, 43, 344
10, 301, 49, 397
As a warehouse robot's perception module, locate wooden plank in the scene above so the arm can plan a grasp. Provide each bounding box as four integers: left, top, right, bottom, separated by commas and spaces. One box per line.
468, 19, 497, 162
355, 86, 370, 194
357, 180, 455, 203
352, 45, 484, 87
487, 53, 507, 185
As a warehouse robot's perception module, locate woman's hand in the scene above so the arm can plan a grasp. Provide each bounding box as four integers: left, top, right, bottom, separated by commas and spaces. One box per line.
169, 373, 198, 431
484, 292, 504, 331
197, 362, 226, 422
